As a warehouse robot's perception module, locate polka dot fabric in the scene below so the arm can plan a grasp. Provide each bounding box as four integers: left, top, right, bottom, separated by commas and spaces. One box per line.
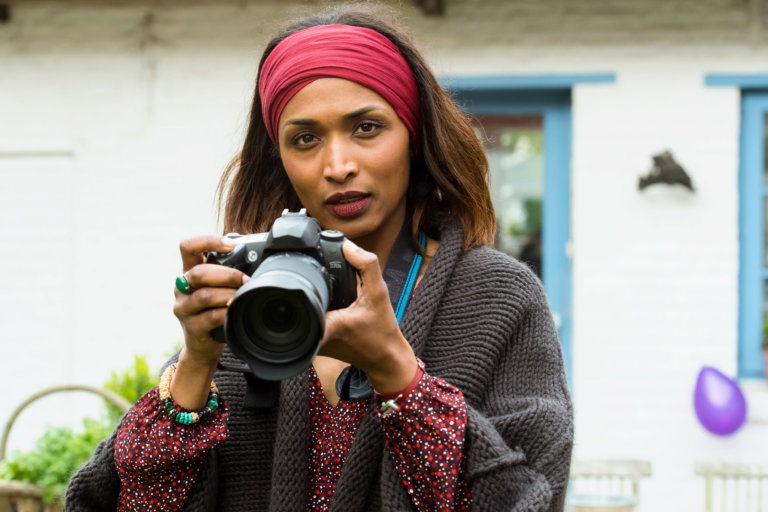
376, 370, 471, 511
307, 365, 471, 512
307, 368, 368, 511
114, 388, 230, 511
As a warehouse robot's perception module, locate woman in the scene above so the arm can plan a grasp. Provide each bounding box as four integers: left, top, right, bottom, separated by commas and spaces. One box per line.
66, 5, 573, 511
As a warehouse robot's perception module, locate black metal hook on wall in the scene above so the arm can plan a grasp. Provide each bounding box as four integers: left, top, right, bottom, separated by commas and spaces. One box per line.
638, 150, 695, 192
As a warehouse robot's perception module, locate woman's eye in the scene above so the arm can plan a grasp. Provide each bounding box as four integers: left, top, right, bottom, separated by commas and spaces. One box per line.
292, 133, 317, 147
356, 122, 381, 135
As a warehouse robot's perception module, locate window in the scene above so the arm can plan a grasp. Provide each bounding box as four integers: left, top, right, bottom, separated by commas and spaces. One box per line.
474, 115, 544, 278
739, 92, 768, 379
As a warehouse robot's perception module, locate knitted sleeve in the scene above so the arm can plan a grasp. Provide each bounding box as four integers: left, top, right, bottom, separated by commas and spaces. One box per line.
463, 268, 573, 512
64, 429, 121, 511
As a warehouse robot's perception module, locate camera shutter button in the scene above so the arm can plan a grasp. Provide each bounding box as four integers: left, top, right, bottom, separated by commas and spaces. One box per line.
320, 230, 344, 242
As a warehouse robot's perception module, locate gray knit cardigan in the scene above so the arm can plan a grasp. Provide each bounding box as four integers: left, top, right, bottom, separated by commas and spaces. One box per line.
66, 219, 573, 512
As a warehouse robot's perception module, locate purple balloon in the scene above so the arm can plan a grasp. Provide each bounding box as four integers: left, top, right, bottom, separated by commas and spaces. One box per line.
694, 366, 747, 436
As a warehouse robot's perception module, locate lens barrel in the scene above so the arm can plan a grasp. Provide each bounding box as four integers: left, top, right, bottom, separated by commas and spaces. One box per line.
224, 253, 330, 381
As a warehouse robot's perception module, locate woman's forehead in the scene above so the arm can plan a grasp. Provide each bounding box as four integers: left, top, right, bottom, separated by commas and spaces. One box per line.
279, 78, 395, 124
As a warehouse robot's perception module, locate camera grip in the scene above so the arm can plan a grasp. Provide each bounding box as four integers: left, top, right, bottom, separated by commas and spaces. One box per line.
211, 325, 227, 344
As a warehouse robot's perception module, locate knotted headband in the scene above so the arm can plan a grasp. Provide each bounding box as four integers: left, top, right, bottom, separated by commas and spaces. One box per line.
258, 24, 420, 146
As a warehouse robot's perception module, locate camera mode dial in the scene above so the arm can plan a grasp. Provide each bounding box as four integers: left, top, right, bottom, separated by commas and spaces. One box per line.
320, 230, 344, 242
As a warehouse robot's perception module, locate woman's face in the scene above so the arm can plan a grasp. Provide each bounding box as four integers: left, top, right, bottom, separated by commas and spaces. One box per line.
277, 77, 411, 253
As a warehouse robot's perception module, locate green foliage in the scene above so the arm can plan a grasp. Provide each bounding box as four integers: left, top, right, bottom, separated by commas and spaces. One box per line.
103, 355, 158, 424
763, 317, 768, 348
523, 198, 542, 234
0, 354, 161, 505
504, 199, 542, 238
0, 418, 113, 505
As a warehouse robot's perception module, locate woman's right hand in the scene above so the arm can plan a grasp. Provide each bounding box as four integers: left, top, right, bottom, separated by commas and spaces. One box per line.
171, 235, 249, 408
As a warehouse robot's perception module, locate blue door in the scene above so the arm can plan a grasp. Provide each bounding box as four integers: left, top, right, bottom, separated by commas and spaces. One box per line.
739, 91, 768, 379
449, 87, 573, 381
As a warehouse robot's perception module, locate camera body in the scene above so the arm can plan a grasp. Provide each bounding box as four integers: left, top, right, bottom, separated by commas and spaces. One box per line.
208, 209, 357, 381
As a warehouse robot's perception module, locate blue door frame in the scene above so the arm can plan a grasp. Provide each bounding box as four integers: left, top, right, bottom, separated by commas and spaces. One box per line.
447, 86, 574, 382
739, 91, 768, 379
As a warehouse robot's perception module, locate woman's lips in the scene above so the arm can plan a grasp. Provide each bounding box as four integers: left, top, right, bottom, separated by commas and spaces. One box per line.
326, 192, 371, 218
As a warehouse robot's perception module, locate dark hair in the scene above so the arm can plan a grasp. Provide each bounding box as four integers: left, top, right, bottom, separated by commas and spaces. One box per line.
217, 4, 495, 249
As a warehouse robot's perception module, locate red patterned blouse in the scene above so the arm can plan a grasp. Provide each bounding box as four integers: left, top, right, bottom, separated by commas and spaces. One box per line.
114, 366, 470, 511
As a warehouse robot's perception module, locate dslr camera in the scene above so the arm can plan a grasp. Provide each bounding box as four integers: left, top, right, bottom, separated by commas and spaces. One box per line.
208, 209, 357, 381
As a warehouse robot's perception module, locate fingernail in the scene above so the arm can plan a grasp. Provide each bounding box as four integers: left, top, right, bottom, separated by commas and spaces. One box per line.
242, 275, 250, 284
226, 298, 233, 307
222, 237, 236, 247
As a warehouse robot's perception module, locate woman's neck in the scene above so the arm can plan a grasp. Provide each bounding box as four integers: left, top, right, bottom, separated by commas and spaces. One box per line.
353, 210, 408, 270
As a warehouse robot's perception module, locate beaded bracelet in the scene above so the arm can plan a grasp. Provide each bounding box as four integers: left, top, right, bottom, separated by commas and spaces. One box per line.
158, 363, 220, 425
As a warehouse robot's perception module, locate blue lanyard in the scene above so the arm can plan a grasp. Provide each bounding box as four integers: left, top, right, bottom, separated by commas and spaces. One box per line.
333, 228, 426, 402
394, 230, 426, 324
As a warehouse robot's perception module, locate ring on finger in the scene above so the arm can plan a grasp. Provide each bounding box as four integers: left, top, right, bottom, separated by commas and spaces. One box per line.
175, 273, 192, 294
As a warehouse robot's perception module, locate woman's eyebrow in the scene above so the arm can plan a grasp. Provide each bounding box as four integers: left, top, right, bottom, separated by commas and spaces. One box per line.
284, 118, 317, 127
343, 106, 384, 120
284, 106, 385, 127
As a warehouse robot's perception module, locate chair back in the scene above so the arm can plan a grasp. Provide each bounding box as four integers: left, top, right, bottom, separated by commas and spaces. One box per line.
695, 459, 768, 512
567, 459, 652, 512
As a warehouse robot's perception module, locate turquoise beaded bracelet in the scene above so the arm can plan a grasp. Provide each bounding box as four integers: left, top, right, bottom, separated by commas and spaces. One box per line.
158, 363, 220, 425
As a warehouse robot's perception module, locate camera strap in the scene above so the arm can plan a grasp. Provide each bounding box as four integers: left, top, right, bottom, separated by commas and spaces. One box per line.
214, 358, 281, 408
386, 225, 427, 323
336, 223, 427, 401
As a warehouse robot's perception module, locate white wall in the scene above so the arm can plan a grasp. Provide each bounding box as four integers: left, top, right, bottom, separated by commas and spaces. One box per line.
2, 1, 768, 509
572, 71, 745, 512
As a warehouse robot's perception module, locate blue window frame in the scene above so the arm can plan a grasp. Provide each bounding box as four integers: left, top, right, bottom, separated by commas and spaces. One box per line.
739, 91, 768, 379
706, 75, 768, 379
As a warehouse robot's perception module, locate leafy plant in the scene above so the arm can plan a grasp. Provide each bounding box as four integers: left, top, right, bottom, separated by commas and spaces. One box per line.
0, 418, 113, 505
0, 354, 160, 505
103, 355, 158, 424
523, 198, 542, 234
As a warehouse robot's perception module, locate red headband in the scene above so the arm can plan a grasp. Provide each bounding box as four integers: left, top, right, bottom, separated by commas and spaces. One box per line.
259, 24, 420, 146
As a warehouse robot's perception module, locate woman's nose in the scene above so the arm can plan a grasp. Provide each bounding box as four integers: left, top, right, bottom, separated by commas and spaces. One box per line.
323, 135, 358, 183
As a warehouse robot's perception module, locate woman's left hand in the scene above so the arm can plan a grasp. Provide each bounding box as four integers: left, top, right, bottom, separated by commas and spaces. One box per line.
318, 240, 419, 394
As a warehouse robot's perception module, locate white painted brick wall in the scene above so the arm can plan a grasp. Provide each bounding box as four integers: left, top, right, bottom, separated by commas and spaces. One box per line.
2, 1, 768, 509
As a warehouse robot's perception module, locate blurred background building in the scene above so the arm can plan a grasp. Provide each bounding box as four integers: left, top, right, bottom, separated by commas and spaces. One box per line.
2, 0, 768, 510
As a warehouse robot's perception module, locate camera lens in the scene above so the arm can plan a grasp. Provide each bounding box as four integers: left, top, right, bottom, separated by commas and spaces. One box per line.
241, 289, 311, 353
225, 253, 330, 381
262, 297, 297, 333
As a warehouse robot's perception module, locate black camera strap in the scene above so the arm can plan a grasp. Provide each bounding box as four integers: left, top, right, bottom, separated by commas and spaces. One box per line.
214, 359, 281, 408
243, 372, 281, 409
335, 223, 426, 401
